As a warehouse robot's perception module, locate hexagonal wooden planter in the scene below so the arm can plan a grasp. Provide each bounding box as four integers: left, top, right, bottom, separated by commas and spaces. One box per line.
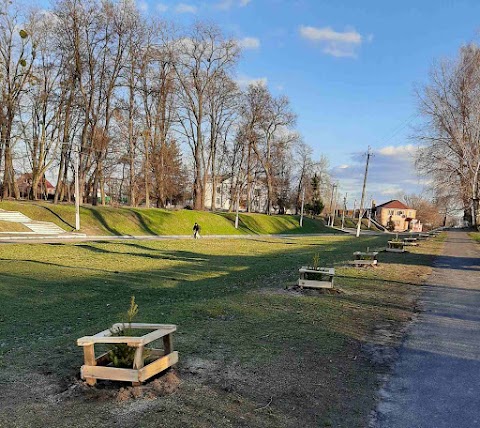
77, 323, 178, 386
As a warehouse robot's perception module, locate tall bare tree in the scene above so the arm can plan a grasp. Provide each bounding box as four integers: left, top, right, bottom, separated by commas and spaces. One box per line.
416, 44, 480, 226
172, 23, 240, 210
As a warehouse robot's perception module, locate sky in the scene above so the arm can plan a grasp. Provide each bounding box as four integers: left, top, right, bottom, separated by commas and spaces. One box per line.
44, 0, 480, 206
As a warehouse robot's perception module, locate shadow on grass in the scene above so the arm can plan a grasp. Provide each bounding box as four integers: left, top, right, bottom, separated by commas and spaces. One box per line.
0, 235, 404, 376
39, 206, 75, 231
85, 207, 122, 235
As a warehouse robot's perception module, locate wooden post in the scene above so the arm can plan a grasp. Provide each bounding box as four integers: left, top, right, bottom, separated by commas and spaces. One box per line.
132, 345, 145, 386
163, 333, 173, 355
83, 344, 97, 386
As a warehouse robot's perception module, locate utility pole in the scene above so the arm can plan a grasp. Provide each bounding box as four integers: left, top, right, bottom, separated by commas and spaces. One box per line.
367, 196, 373, 229
234, 186, 240, 229
356, 147, 372, 238
74, 151, 81, 231
332, 184, 338, 226
300, 186, 305, 227
341, 193, 347, 230
328, 183, 337, 227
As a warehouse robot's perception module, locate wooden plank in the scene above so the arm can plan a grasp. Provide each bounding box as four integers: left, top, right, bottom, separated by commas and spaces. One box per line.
139, 327, 177, 345
111, 323, 177, 331
299, 267, 334, 275
163, 334, 173, 355
95, 351, 111, 366
83, 344, 97, 386
298, 279, 333, 289
138, 351, 179, 382
81, 365, 139, 382
92, 328, 114, 338
348, 260, 377, 266
129, 323, 177, 330
78, 335, 143, 346
133, 346, 145, 370
386, 247, 405, 253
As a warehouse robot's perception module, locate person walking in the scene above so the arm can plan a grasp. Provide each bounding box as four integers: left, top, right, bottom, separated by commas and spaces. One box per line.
193, 222, 200, 239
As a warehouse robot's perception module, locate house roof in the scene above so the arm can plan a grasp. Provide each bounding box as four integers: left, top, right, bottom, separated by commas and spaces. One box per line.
17, 173, 55, 189
377, 199, 410, 210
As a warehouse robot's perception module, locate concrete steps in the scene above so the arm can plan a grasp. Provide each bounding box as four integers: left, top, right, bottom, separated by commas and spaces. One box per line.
0, 209, 66, 235
25, 222, 66, 235
0, 210, 31, 223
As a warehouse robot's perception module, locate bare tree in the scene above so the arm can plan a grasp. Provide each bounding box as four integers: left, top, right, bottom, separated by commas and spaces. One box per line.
172, 23, 240, 210
0, 0, 35, 198
416, 44, 480, 226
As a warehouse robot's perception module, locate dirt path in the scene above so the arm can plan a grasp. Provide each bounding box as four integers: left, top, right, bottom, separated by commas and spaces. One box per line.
374, 230, 480, 428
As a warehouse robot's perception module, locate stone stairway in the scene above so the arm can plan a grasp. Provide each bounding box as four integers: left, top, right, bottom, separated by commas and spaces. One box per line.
0, 209, 66, 235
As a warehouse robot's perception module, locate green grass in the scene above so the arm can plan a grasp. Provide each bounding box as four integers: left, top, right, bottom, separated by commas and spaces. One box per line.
0, 234, 443, 427
0, 220, 31, 232
333, 216, 382, 231
470, 232, 480, 242
0, 201, 334, 236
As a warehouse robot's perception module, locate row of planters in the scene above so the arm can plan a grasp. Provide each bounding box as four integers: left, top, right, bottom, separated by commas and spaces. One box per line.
77, 229, 445, 387
298, 229, 445, 290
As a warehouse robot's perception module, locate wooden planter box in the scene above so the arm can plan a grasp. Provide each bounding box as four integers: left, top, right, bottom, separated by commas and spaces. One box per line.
298, 267, 335, 289
403, 237, 418, 246
77, 323, 178, 386
349, 251, 378, 267
386, 241, 405, 253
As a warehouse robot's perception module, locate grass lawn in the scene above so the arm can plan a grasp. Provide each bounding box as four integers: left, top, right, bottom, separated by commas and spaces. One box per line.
0, 201, 334, 236
0, 234, 444, 427
470, 231, 480, 242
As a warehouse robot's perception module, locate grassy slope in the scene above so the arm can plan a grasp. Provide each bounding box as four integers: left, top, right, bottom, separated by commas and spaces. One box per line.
0, 234, 443, 427
0, 220, 31, 232
0, 200, 334, 236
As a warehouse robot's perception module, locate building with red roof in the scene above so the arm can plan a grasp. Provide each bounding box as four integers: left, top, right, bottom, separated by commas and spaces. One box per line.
375, 199, 422, 232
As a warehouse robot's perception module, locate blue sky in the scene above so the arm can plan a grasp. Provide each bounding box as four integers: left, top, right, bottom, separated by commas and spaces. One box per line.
45, 0, 480, 205
142, 0, 480, 205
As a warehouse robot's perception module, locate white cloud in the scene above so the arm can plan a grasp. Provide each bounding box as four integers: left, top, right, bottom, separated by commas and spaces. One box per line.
216, 0, 251, 9
175, 3, 197, 13
236, 74, 267, 88
378, 144, 418, 158
156, 3, 169, 12
137, 0, 148, 11
380, 186, 403, 196
237, 37, 260, 50
299, 25, 366, 58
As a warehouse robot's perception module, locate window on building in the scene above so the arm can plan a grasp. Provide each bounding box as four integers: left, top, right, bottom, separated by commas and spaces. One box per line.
216, 186, 221, 193
216, 197, 221, 205
397, 210, 403, 215
388, 209, 394, 215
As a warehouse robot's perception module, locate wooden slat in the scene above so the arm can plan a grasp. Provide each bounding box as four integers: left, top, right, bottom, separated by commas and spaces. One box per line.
83, 344, 97, 386
78, 335, 143, 346
95, 351, 111, 366
138, 352, 178, 382
139, 329, 172, 345
163, 334, 173, 355
298, 279, 333, 289
81, 365, 139, 382
133, 346, 145, 370
127, 323, 177, 330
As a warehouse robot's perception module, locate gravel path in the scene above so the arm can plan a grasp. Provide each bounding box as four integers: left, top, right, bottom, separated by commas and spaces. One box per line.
375, 230, 480, 428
